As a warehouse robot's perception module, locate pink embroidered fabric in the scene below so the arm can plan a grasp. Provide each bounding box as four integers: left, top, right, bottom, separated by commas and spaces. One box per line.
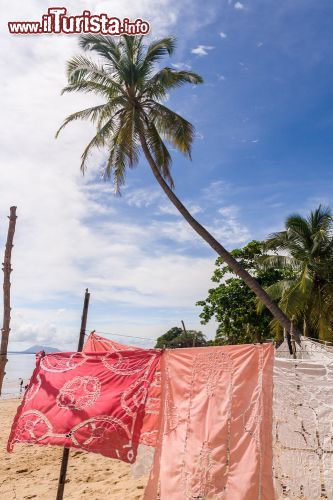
7, 350, 161, 462
84, 332, 140, 353
145, 344, 274, 499
83, 332, 161, 447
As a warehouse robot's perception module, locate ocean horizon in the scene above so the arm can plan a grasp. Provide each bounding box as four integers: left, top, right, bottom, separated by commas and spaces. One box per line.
1, 354, 37, 398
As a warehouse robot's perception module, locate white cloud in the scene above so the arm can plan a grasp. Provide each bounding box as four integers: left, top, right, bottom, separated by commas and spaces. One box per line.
124, 187, 162, 208
218, 75, 226, 81
234, 2, 245, 10
158, 201, 202, 217
201, 180, 230, 202
218, 205, 239, 218
214, 205, 250, 244
153, 207, 250, 247
219, 32, 227, 39
156, 204, 179, 216
191, 45, 214, 56
0, 0, 221, 350
172, 62, 192, 70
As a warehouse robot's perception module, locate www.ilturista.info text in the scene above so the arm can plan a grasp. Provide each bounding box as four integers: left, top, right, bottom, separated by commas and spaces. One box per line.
8, 8, 150, 35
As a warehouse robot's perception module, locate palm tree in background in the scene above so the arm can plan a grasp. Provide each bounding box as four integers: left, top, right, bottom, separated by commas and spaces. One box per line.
56, 34, 296, 336
258, 206, 333, 340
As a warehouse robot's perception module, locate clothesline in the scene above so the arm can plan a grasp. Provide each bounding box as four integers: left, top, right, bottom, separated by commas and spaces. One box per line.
87, 330, 157, 342
301, 335, 333, 345
298, 337, 333, 352
7, 331, 333, 498
90, 331, 333, 347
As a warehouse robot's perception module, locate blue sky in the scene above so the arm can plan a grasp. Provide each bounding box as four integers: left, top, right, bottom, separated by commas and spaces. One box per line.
0, 0, 332, 350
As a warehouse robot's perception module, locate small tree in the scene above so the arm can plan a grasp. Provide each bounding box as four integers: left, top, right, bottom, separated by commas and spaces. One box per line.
155, 326, 206, 348
197, 241, 296, 345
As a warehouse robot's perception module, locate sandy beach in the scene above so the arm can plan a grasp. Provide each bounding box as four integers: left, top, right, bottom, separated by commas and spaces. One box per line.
0, 399, 147, 499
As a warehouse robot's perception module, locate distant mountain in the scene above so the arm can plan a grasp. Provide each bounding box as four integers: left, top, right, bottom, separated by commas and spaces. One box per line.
21, 345, 60, 354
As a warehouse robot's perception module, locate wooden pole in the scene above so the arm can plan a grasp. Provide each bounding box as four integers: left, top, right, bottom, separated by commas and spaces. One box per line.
0, 207, 17, 396
77, 289, 90, 352
290, 319, 297, 359
181, 320, 196, 347
56, 288, 90, 500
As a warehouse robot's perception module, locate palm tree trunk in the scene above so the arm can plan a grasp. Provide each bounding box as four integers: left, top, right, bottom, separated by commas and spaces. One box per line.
139, 135, 299, 339
0, 206, 17, 395
303, 317, 310, 337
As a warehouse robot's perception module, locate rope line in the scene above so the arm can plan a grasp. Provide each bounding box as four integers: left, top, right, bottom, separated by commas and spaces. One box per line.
92, 330, 157, 342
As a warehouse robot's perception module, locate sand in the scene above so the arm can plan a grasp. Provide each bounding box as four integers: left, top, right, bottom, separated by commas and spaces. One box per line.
0, 399, 148, 499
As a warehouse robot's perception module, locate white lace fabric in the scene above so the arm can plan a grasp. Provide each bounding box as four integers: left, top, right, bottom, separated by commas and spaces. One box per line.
276, 337, 333, 362
273, 357, 333, 499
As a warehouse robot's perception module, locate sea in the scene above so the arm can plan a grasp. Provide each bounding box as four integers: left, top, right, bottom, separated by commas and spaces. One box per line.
1, 354, 37, 398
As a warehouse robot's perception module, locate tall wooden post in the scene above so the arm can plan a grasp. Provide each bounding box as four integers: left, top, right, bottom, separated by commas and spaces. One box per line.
56, 288, 90, 500
0, 207, 17, 396
181, 320, 196, 347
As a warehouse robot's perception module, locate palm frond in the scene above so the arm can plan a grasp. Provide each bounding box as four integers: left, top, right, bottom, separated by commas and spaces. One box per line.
65, 55, 124, 94
80, 116, 117, 172
79, 35, 122, 67
256, 280, 294, 314
143, 38, 176, 67
285, 214, 313, 247
148, 67, 203, 89
257, 254, 301, 271
55, 104, 109, 138
61, 80, 116, 98
147, 102, 194, 157
57, 35, 201, 194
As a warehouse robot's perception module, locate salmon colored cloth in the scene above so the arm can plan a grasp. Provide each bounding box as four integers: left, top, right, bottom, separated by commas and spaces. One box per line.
8, 349, 161, 462
84, 332, 139, 352
83, 332, 161, 447
145, 344, 274, 500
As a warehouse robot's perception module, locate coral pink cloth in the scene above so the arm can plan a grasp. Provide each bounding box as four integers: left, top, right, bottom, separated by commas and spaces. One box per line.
84, 332, 140, 353
83, 332, 161, 447
145, 344, 274, 500
8, 349, 161, 462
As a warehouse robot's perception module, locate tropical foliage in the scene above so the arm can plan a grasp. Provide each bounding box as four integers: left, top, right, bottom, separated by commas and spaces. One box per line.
56, 35, 202, 190
197, 241, 296, 345
57, 34, 296, 336
155, 326, 207, 349
258, 205, 333, 340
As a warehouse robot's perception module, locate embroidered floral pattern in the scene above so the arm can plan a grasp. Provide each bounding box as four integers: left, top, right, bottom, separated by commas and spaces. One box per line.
56, 376, 101, 410
8, 350, 161, 463
144, 345, 274, 500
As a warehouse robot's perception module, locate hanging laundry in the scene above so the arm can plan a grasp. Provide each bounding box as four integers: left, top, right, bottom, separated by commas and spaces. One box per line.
273, 357, 333, 499
84, 331, 140, 353
276, 335, 333, 362
7, 349, 161, 463
83, 332, 161, 447
145, 344, 274, 500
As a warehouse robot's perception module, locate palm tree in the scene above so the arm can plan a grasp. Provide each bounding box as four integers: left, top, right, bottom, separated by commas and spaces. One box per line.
258, 205, 333, 340
56, 34, 296, 336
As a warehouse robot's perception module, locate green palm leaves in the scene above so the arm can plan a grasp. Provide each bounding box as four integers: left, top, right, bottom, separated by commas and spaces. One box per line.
258, 205, 333, 340
56, 35, 203, 193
